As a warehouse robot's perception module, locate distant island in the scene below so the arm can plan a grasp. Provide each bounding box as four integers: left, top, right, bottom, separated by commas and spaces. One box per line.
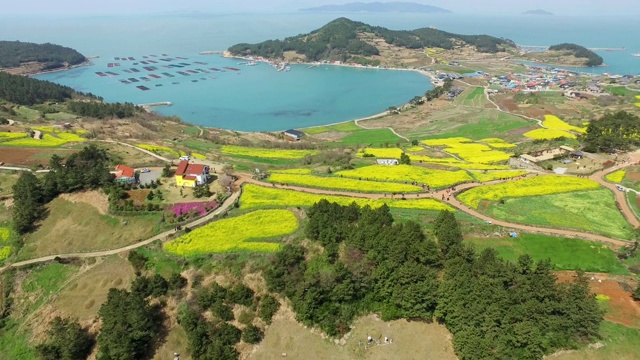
0, 40, 87, 75
300, 2, 452, 13
524, 43, 604, 67
522, 9, 554, 15
228, 18, 513, 65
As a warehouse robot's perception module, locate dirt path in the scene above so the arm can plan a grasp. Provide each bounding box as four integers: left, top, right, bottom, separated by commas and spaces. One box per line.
238, 175, 631, 247
354, 111, 410, 142
0, 190, 241, 273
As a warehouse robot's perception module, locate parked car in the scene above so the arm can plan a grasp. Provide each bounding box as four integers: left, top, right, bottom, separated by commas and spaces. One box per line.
616, 185, 625, 192
141, 168, 151, 173
179, 156, 190, 161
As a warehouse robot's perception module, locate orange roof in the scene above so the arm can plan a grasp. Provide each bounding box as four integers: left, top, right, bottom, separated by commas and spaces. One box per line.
185, 163, 207, 175
175, 160, 189, 176
115, 164, 135, 178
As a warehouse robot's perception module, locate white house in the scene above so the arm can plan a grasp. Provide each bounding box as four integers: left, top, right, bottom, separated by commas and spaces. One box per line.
284, 129, 305, 141
376, 159, 399, 166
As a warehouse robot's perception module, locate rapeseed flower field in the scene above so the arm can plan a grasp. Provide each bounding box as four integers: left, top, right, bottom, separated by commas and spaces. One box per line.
542, 115, 587, 134
267, 173, 423, 193
523, 129, 576, 140
336, 164, 473, 189
469, 170, 528, 182
422, 137, 512, 164
0, 246, 10, 261
358, 148, 404, 158
221, 145, 318, 159
0, 132, 27, 141
480, 138, 517, 149
604, 170, 626, 183
137, 144, 181, 158
458, 175, 600, 208
164, 209, 298, 256
239, 184, 453, 211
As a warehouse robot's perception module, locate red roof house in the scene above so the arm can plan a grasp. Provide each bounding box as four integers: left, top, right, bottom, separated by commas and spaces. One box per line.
115, 165, 136, 184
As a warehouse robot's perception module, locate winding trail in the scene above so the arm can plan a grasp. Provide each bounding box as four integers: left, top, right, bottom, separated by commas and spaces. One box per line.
2, 142, 637, 273
238, 175, 631, 247
0, 190, 241, 273
354, 111, 410, 142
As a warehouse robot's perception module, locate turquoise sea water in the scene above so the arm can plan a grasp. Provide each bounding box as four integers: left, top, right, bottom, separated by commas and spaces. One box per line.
1, 13, 638, 130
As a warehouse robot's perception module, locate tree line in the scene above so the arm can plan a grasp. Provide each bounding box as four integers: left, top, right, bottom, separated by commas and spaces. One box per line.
11, 145, 114, 234
263, 201, 603, 359
66, 101, 140, 119
0, 40, 86, 69
228, 18, 514, 61
549, 43, 603, 67
0, 72, 89, 106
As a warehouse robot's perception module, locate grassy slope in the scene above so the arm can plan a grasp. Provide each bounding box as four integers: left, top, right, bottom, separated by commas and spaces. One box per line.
554, 321, 640, 360
18, 198, 162, 260
466, 234, 629, 275
484, 189, 635, 240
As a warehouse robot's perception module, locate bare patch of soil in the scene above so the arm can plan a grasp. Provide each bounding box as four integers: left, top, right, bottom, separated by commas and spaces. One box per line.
0, 147, 77, 166
556, 271, 640, 328
59, 190, 109, 215
625, 172, 640, 181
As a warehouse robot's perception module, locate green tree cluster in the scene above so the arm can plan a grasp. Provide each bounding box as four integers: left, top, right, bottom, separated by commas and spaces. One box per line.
0, 72, 91, 106
36, 317, 94, 360
228, 18, 513, 62
583, 111, 640, 152
263, 203, 603, 358
549, 43, 603, 67
425, 78, 453, 101
0, 40, 86, 68
12, 145, 114, 234
97, 289, 164, 360
67, 101, 139, 119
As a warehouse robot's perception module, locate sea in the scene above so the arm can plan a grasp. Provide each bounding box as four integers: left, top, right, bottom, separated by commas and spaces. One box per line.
1, 13, 638, 131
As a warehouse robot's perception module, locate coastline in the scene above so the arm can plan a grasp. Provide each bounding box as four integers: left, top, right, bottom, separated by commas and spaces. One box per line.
22, 60, 94, 77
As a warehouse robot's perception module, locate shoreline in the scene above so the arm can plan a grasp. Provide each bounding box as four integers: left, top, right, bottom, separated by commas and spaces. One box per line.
22, 60, 94, 77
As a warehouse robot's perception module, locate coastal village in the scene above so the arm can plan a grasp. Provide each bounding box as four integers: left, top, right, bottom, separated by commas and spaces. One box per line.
0, 15, 640, 360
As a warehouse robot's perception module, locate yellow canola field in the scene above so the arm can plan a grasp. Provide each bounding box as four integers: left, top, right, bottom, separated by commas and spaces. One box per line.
137, 144, 180, 158
222, 145, 318, 159
268, 173, 423, 193
0, 227, 9, 242
164, 209, 298, 256
240, 184, 453, 212
523, 129, 576, 140
410, 155, 511, 170
604, 170, 626, 183
542, 115, 586, 134
469, 170, 528, 182
191, 153, 207, 160
458, 175, 600, 208
406, 146, 425, 152
3, 134, 80, 147
480, 138, 517, 149
0, 132, 28, 141
358, 148, 404, 158
422, 137, 512, 164
337, 164, 473, 189
0, 246, 10, 261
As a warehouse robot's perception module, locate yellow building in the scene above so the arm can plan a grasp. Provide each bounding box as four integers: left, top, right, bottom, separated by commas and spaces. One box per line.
175, 160, 210, 188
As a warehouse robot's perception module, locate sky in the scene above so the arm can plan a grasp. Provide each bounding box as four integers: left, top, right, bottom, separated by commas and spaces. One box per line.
3, 0, 638, 16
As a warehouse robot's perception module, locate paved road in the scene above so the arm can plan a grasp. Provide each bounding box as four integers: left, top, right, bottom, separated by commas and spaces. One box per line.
0, 190, 241, 273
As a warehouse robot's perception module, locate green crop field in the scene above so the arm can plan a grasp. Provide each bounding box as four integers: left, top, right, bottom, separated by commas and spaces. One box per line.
466, 234, 628, 274
483, 189, 634, 239
338, 128, 403, 146
411, 109, 534, 141
606, 86, 639, 97
44, 112, 77, 121
554, 321, 640, 360
461, 87, 487, 107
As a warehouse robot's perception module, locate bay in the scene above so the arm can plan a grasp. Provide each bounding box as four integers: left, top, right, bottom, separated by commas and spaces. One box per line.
1, 13, 638, 130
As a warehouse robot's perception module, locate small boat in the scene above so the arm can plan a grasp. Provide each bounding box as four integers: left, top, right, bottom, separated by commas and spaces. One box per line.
106, 71, 118, 76
136, 85, 150, 91
128, 78, 139, 83
140, 77, 150, 81
149, 74, 161, 79
95, 72, 107, 77
140, 61, 149, 65
191, 79, 198, 83
155, 84, 163, 87
633, 53, 640, 57
128, 57, 135, 60
131, 68, 140, 73
172, 82, 179, 85
224, 67, 240, 71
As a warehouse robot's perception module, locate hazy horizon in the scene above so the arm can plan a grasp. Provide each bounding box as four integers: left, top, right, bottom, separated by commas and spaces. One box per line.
2, 0, 638, 16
